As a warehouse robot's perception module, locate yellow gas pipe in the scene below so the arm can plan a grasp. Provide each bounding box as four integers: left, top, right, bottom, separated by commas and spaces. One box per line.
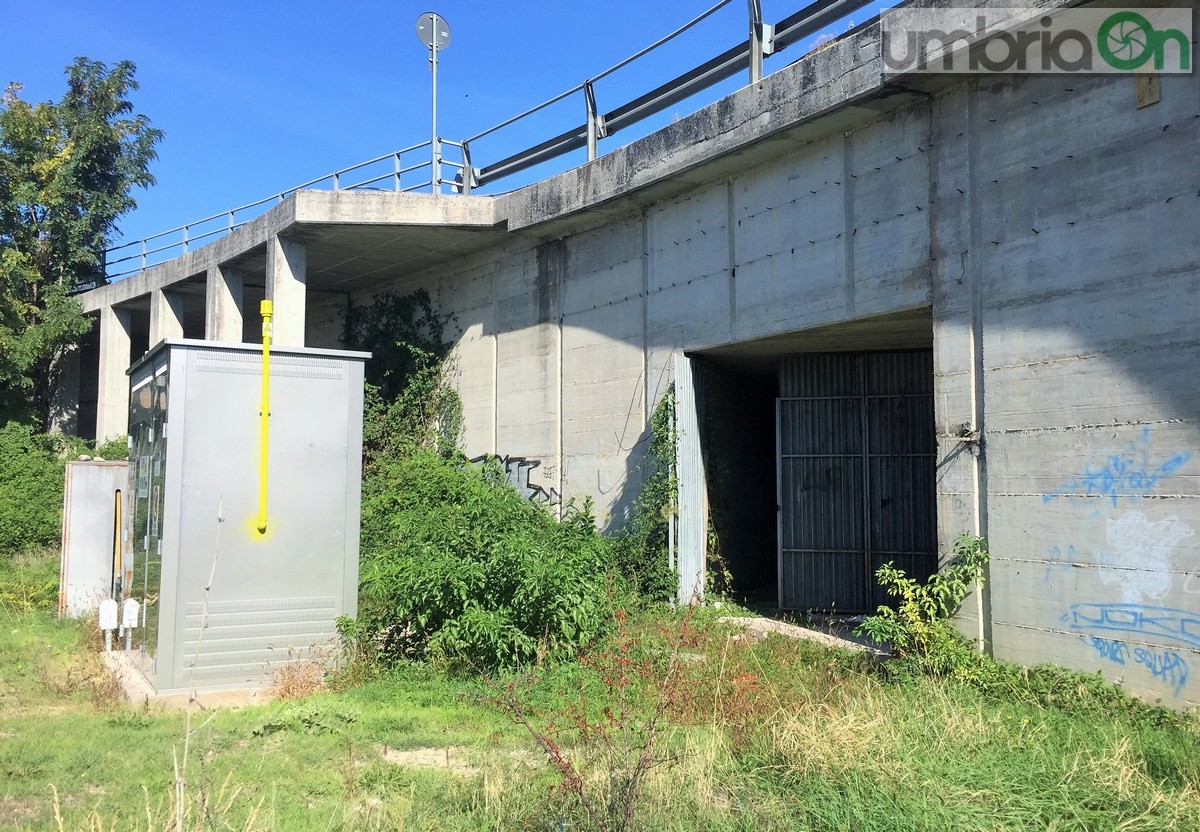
256, 300, 273, 534
111, 489, 122, 597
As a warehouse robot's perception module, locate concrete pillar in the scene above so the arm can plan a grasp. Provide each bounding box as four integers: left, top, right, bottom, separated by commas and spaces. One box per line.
266, 235, 306, 346
205, 263, 244, 342
48, 344, 80, 435
96, 305, 132, 441
148, 288, 185, 345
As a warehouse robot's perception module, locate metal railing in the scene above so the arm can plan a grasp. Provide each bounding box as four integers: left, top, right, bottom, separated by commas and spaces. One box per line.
103, 142, 435, 280
102, 0, 879, 282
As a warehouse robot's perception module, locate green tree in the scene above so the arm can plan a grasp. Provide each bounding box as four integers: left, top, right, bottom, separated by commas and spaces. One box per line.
0, 58, 162, 427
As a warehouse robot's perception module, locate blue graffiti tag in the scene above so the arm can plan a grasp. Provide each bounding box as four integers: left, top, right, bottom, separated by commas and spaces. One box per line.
1084, 634, 1190, 696
1044, 545, 1080, 583
1087, 636, 1129, 664
1063, 603, 1200, 649
1133, 646, 1190, 696
1042, 427, 1190, 506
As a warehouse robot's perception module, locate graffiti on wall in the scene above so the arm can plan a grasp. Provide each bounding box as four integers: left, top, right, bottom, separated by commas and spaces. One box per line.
1064, 603, 1200, 650
1097, 512, 1194, 604
1043, 544, 1080, 583
1087, 635, 1128, 664
1083, 635, 1189, 696
1044, 427, 1196, 697
1042, 427, 1190, 507
470, 454, 560, 504
1136, 647, 1190, 696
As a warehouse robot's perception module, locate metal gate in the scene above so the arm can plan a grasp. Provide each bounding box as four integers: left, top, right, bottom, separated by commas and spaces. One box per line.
777, 351, 936, 612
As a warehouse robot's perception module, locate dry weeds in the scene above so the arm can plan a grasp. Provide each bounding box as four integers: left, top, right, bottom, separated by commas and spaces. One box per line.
267, 646, 330, 700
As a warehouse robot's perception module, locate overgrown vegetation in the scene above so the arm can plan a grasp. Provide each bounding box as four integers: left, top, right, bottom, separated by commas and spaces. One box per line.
489, 606, 694, 832
343, 288, 461, 465
0, 423, 68, 555
339, 290, 736, 673
857, 531, 991, 678
0, 546, 57, 612
854, 536, 1195, 732
356, 451, 613, 670
344, 290, 617, 672
606, 390, 676, 602
4, 536, 1200, 829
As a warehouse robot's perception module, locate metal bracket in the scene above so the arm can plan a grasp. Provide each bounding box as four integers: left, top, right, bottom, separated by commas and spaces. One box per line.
956, 423, 984, 458
458, 142, 475, 195
585, 81, 608, 161
452, 168, 480, 195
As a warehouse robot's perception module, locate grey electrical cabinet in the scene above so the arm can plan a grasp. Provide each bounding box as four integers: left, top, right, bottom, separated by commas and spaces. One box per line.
126, 339, 368, 694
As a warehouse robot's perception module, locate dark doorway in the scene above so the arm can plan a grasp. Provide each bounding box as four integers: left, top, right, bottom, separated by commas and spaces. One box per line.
700, 363, 778, 603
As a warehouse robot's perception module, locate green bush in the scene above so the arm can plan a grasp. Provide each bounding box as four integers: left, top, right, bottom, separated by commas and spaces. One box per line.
342, 289, 451, 405
606, 390, 676, 602
93, 436, 128, 460
343, 289, 663, 671
356, 450, 615, 671
0, 422, 79, 554
856, 532, 990, 677
0, 423, 118, 558
361, 355, 461, 467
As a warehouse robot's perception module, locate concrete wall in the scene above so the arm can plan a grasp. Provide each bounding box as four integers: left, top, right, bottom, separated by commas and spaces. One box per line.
355, 66, 1200, 707
382, 104, 935, 529
931, 70, 1200, 707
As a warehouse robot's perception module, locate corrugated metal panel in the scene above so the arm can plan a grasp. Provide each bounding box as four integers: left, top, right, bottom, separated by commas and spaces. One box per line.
778, 350, 935, 612
866, 350, 933, 396
779, 353, 866, 611
866, 350, 936, 609
780, 353, 860, 398
674, 354, 706, 604
182, 596, 338, 686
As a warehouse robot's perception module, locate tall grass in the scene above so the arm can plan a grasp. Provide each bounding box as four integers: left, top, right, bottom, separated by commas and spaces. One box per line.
490, 607, 1200, 831
2, 598, 1198, 830
0, 546, 59, 613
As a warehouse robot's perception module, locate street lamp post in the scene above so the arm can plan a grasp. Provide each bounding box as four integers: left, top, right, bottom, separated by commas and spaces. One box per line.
416, 12, 451, 194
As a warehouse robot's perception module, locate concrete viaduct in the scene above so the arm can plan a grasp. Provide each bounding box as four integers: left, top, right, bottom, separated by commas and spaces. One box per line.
67, 0, 1200, 706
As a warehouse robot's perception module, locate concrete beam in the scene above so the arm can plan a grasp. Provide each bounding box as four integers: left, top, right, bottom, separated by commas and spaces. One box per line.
205, 263, 244, 342
148, 287, 185, 346
266, 235, 306, 347
76, 192, 496, 318
78, 199, 297, 314
292, 190, 497, 226
96, 306, 132, 441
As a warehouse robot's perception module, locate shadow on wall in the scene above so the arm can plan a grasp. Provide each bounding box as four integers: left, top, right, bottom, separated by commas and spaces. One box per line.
429, 73, 1200, 676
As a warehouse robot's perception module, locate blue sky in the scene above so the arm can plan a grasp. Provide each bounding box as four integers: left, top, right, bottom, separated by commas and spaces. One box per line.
2, 1, 886, 267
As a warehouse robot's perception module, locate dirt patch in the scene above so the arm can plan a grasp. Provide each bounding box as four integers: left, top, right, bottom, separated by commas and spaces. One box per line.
380, 745, 480, 777
378, 745, 544, 778
0, 795, 45, 827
